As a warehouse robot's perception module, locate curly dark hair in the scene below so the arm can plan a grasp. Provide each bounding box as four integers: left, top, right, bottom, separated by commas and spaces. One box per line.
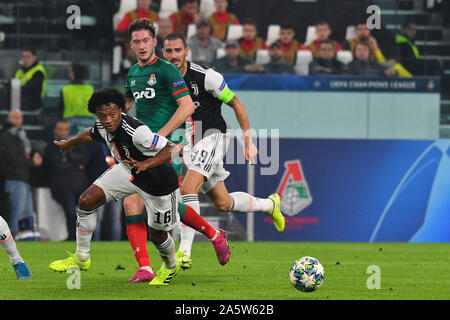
87, 88, 125, 114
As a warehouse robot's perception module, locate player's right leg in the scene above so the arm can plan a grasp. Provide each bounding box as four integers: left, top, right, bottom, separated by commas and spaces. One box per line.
148, 228, 181, 285
207, 181, 285, 232
49, 184, 105, 272
4, 180, 26, 233
143, 190, 182, 285
0, 216, 32, 279
178, 169, 205, 268
50, 163, 134, 272
123, 194, 155, 283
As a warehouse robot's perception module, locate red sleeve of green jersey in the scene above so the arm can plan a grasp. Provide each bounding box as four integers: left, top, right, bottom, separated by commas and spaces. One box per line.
167, 65, 190, 99
124, 79, 133, 99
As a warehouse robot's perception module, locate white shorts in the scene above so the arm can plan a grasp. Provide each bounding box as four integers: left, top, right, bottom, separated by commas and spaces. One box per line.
93, 163, 180, 231
183, 132, 230, 193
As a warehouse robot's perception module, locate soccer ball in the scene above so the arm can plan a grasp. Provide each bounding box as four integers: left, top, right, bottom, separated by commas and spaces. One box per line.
289, 256, 325, 292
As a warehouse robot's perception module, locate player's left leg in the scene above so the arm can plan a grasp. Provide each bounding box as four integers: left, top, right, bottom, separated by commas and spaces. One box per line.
0, 216, 32, 279
178, 202, 230, 266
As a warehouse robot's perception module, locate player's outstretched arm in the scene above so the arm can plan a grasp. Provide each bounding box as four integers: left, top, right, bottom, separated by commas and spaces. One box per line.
125, 143, 180, 174
53, 128, 94, 153
157, 95, 195, 138
227, 96, 258, 164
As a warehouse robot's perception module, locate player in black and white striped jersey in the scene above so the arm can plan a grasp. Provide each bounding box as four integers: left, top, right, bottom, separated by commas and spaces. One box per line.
163, 33, 286, 269
48, 88, 230, 285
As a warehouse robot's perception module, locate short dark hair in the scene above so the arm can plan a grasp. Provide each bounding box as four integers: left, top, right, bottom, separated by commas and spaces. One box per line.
128, 18, 156, 39
183, 0, 199, 6
316, 20, 330, 28
164, 32, 187, 48
355, 41, 371, 51
71, 62, 88, 81
280, 23, 294, 31
88, 88, 125, 114
402, 18, 416, 28
319, 39, 334, 47
242, 18, 258, 28
269, 41, 281, 49
55, 119, 69, 125
21, 47, 36, 55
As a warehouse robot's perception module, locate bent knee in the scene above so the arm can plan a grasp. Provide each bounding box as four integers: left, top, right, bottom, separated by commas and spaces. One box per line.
78, 193, 95, 211
149, 229, 166, 245
214, 198, 232, 212
123, 194, 144, 215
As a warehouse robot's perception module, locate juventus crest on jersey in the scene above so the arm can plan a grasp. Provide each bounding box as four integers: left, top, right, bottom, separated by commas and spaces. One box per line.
183, 62, 233, 146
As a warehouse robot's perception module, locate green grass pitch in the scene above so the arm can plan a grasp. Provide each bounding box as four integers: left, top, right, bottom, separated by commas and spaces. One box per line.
0, 241, 449, 300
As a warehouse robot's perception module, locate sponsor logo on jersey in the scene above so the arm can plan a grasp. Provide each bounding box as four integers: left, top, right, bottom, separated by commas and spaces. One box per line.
191, 83, 199, 95
173, 80, 186, 87
276, 160, 313, 216
131, 80, 136, 86
133, 88, 156, 100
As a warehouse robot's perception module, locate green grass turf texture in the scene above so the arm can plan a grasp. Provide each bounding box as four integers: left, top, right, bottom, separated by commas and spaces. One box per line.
0, 241, 449, 300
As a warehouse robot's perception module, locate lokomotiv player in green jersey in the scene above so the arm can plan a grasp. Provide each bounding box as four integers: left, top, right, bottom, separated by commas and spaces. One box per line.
122, 18, 195, 282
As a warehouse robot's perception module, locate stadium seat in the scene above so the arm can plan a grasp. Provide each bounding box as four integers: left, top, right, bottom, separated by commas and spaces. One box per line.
186, 23, 196, 41
255, 49, 270, 65
304, 25, 317, 45
346, 25, 356, 40
294, 50, 313, 75
336, 50, 353, 64
226, 24, 243, 40
113, 0, 137, 29
266, 24, 280, 46
200, 0, 215, 17
216, 47, 225, 60
160, 0, 178, 19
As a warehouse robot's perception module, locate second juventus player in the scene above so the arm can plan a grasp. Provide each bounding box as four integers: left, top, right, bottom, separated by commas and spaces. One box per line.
163, 32, 286, 269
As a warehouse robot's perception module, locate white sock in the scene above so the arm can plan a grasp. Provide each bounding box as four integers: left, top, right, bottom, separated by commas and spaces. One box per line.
229, 192, 274, 215
178, 194, 199, 258
75, 208, 97, 262
155, 234, 177, 269
0, 216, 24, 265
141, 266, 154, 273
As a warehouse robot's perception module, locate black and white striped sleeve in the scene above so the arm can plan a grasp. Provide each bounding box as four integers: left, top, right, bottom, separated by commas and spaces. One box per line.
89, 121, 106, 143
